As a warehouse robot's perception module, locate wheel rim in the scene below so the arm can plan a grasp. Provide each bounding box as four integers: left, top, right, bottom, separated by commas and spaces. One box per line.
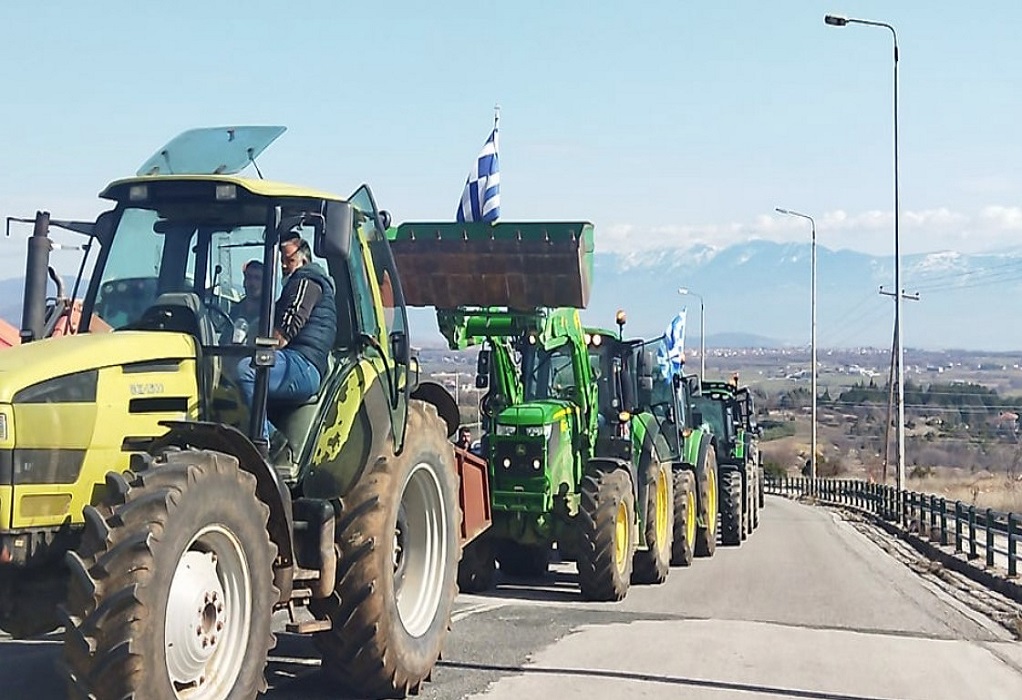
164, 525, 252, 699
614, 500, 629, 572
395, 461, 449, 638
686, 486, 698, 546
654, 467, 670, 553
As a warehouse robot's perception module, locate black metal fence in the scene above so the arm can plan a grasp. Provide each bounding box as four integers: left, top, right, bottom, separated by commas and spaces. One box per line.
765, 475, 1019, 578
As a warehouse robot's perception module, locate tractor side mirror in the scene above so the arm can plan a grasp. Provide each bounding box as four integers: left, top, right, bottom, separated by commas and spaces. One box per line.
318, 201, 353, 258
389, 330, 408, 363
475, 348, 490, 389
93, 209, 116, 247
635, 348, 655, 407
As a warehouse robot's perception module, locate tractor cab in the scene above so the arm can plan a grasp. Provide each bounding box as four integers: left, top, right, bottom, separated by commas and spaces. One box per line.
76, 127, 411, 480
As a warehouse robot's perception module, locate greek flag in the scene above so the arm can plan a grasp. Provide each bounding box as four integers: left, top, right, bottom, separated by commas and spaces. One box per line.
456, 128, 500, 223
656, 310, 688, 380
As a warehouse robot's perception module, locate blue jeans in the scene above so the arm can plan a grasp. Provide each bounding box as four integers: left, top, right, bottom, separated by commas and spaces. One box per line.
236, 349, 322, 440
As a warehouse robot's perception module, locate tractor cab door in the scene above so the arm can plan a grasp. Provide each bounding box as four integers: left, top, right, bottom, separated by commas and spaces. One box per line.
347, 185, 411, 450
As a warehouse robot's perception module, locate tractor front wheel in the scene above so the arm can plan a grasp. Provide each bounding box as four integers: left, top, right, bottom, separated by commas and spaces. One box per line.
720, 466, 744, 546
671, 469, 697, 567
632, 461, 673, 584
694, 449, 719, 558
63, 449, 277, 700
576, 465, 635, 601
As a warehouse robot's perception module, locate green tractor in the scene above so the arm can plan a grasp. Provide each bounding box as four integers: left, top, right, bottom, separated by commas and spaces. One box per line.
693, 378, 762, 545
391, 221, 669, 601
0, 126, 494, 698
586, 323, 719, 567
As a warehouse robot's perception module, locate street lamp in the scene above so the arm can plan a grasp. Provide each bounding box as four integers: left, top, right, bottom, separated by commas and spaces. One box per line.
825, 13, 906, 500
776, 208, 817, 487
677, 288, 705, 380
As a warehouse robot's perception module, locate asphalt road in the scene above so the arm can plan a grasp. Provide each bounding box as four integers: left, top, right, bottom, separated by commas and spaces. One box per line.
3, 497, 1020, 699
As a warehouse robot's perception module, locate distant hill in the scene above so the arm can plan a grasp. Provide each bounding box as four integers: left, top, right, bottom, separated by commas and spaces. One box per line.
4, 240, 1022, 352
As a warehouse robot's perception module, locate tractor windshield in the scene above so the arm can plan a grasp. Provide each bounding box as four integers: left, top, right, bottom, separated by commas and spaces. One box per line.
692, 396, 730, 442
523, 342, 576, 402
84, 199, 321, 345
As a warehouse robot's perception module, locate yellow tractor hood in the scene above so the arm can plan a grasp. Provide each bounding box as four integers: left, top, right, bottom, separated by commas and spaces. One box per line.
0, 331, 196, 402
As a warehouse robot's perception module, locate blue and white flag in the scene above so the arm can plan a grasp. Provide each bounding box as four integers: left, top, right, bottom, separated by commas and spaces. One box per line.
656, 310, 687, 380
455, 127, 500, 223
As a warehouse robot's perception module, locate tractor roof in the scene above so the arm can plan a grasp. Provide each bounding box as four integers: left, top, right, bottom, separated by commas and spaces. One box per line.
100, 174, 346, 203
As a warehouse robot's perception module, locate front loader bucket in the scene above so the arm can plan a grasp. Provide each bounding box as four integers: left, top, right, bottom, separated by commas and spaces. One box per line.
389, 221, 594, 309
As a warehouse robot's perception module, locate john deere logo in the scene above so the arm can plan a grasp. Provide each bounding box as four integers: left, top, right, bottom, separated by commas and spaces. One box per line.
515, 444, 527, 456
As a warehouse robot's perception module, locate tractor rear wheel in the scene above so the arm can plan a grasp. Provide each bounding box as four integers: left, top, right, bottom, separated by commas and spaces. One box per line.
632, 461, 673, 584
62, 449, 277, 700
720, 466, 744, 546
458, 536, 496, 593
576, 465, 635, 601
671, 469, 697, 567
311, 400, 459, 698
694, 449, 719, 558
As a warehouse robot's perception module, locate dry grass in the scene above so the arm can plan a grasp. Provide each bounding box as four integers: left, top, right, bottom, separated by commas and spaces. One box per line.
906, 468, 1022, 514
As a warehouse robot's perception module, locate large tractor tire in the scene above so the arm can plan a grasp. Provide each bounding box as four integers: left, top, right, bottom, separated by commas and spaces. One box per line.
576, 464, 635, 601
311, 400, 459, 698
719, 466, 744, 546
758, 462, 766, 509
497, 541, 549, 579
458, 536, 496, 593
632, 461, 673, 584
670, 469, 697, 567
0, 566, 64, 638
694, 449, 719, 558
63, 449, 277, 699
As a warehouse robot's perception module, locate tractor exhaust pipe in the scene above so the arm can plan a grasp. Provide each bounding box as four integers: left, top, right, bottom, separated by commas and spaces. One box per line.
21, 211, 52, 343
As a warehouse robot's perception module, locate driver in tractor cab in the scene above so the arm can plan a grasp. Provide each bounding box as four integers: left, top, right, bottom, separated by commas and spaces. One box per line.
236, 231, 337, 456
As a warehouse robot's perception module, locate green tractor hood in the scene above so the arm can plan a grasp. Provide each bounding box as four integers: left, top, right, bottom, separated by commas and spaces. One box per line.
497, 401, 574, 429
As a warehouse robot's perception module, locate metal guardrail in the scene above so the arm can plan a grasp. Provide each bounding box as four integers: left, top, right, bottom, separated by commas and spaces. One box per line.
765, 475, 1020, 578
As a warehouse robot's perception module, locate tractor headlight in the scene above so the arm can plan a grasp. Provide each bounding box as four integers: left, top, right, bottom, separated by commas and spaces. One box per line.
524, 425, 552, 438
0, 413, 7, 442
496, 424, 516, 436
532, 458, 541, 470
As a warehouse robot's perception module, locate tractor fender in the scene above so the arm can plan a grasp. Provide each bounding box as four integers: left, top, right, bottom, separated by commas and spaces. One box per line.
411, 381, 460, 438
150, 420, 295, 602
586, 456, 637, 498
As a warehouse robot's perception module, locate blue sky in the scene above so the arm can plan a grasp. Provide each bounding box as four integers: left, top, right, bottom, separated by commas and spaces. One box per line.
1, 1, 1020, 275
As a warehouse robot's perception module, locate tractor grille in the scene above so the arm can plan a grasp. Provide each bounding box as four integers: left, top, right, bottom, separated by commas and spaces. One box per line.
492, 439, 546, 479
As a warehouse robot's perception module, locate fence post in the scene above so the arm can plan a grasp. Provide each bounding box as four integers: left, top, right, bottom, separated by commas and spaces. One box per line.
929, 494, 938, 541
968, 505, 977, 560
939, 497, 947, 546
1009, 512, 1017, 578
954, 501, 963, 553
902, 489, 909, 528
985, 508, 995, 568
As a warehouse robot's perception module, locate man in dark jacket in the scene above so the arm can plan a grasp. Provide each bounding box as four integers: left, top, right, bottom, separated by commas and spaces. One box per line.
237, 232, 337, 446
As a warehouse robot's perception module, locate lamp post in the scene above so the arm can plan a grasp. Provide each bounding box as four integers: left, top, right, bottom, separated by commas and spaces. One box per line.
825, 13, 905, 500
776, 208, 817, 487
677, 288, 705, 380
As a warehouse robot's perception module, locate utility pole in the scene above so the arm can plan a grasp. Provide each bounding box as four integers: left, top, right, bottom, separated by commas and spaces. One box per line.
879, 286, 919, 505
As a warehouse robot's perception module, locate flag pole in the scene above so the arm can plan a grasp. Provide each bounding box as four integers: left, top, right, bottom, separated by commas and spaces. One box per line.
494, 103, 500, 130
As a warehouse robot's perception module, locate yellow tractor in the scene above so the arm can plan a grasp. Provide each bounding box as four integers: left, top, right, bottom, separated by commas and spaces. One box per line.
0, 126, 491, 698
